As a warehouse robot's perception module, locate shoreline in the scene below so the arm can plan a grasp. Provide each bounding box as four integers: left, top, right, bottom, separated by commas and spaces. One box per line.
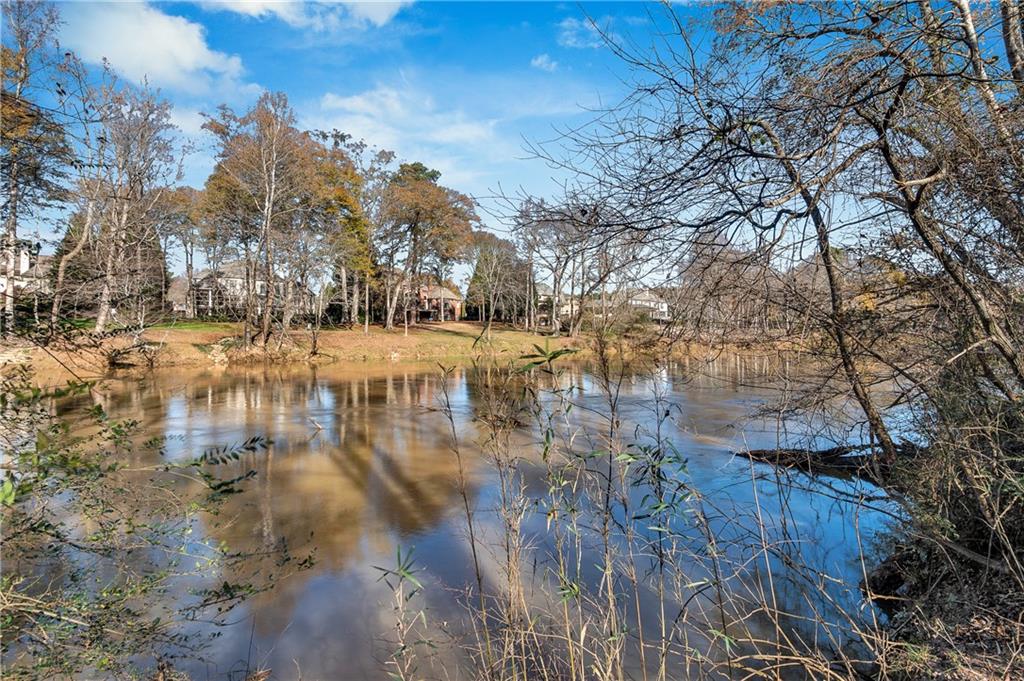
13, 321, 790, 385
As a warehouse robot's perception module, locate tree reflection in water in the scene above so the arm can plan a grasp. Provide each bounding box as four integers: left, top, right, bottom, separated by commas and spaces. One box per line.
52, 358, 889, 680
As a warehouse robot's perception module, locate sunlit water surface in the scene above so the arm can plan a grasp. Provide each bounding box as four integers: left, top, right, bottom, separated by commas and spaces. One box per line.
50, 358, 893, 680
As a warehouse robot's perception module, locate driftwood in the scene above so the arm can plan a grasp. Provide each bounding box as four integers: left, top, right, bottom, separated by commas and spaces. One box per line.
735, 443, 919, 481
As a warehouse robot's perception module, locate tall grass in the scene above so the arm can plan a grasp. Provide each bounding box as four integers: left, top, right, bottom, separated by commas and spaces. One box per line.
391, 344, 887, 681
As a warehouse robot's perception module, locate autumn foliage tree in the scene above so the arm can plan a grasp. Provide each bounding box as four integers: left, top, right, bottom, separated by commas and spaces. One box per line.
375, 161, 477, 330
203, 92, 307, 345
1, 0, 66, 337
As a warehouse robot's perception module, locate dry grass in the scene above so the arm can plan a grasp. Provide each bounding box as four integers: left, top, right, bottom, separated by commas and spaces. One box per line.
23, 322, 581, 383
305, 322, 580, 362
22, 320, 787, 388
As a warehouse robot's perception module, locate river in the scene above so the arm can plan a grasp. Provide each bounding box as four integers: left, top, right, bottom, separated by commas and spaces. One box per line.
47, 357, 892, 680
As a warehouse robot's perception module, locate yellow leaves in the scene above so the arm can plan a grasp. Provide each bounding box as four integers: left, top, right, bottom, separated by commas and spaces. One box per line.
854, 291, 877, 312
1, 92, 48, 152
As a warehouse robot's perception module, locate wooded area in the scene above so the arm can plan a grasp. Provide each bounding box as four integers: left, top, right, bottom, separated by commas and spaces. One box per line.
2, 0, 930, 351
3, 1, 1024, 679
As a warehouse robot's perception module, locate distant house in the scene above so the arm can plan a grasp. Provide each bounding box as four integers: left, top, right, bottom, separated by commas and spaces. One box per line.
0, 240, 52, 298
535, 282, 554, 304
535, 283, 554, 325
580, 289, 671, 324
534, 283, 576, 326
168, 261, 313, 318
417, 285, 463, 321
626, 290, 670, 322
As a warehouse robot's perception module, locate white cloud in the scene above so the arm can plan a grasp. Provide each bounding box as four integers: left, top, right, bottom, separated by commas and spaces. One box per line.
202, 1, 307, 24
319, 86, 497, 148
310, 84, 504, 190
344, 1, 414, 27
530, 53, 558, 72
557, 16, 618, 49
305, 69, 603, 201
168, 106, 208, 137
317, 84, 497, 148
199, 1, 414, 30
61, 3, 256, 97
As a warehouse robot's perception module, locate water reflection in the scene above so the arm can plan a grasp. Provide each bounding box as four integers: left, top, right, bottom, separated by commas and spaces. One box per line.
51, 358, 887, 680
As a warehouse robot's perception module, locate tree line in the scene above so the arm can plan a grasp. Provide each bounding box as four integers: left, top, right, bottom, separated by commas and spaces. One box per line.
2, 1, 498, 346
4, 0, 878, 351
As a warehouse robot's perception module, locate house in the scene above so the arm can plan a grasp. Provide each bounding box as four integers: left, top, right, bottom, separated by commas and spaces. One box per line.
534, 283, 578, 326
578, 289, 671, 324
626, 290, 671, 322
168, 261, 314, 318
417, 285, 463, 321
0, 240, 52, 298
535, 282, 554, 305
535, 283, 555, 325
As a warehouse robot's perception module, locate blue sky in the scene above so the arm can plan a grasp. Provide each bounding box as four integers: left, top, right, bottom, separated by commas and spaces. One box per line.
56, 1, 682, 235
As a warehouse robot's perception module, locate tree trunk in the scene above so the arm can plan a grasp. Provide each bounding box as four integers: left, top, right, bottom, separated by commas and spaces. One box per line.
384, 279, 398, 329
94, 246, 117, 333
350, 274, 360, 328
242, 253, 255, 347
281, 279, 296, 331
527, 270, 535, 333
551, 272, 562, 337
339, 265, 349, 324
184, 243, 195, 319
51, 199, 95, 327
1000, 0, 1024, 95
259, 246, 275, 345
95, 200, 130, 333
3, 186, 19, 339
487, 292, 497, 340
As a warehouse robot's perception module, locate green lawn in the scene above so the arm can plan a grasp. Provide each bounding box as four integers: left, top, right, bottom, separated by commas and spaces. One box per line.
60, 318, 96, 330
147, 320, 239, 333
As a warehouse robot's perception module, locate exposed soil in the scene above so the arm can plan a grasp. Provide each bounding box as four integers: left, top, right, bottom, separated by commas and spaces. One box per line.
879, 568, 1024, 680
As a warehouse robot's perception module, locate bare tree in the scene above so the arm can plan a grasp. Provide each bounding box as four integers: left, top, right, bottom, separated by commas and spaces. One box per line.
48, 56, 118, 327
92, 85, 177, 333
522, 1, 1024, 624
467, 230, 520, 339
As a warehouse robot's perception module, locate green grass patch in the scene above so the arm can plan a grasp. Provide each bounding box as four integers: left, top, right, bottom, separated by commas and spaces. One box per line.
148, 321, 238, 333
59, 318, 96, 330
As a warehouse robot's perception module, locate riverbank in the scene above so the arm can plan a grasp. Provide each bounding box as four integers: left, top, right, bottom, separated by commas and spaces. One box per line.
18, 320, 782, 384
16, 321, 576, 384
154, 321, 582, 363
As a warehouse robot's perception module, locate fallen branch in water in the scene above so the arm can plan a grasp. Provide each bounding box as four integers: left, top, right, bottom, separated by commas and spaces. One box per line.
733, 442, 921, 481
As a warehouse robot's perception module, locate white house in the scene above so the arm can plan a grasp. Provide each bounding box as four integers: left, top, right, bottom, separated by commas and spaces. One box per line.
0, 240, 52, 298
626, 290, 670, 322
